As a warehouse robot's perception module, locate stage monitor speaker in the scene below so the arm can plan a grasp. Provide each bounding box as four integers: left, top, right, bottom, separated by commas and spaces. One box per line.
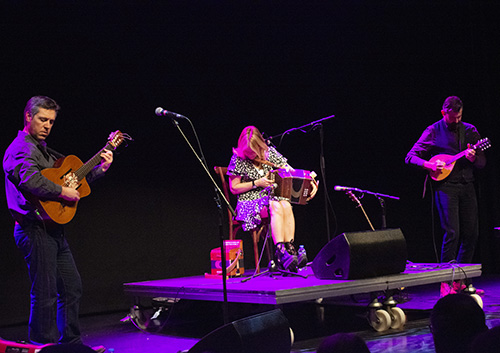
312, 228, 407, 280
187, 309, 292, 353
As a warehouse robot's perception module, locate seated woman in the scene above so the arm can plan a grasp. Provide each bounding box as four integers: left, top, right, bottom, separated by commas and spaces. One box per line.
227, 126, 318, 272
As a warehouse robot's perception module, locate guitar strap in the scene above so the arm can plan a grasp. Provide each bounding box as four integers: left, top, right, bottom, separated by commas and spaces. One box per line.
422, 123, 465, 199
459, 122, 465, 151
422, 174, 428, 199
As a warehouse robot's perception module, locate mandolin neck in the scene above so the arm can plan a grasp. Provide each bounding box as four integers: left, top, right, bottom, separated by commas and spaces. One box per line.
447, 149, 468, 165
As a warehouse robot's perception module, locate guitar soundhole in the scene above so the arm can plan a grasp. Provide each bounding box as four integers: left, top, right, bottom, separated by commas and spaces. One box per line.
60, 168, 73, 179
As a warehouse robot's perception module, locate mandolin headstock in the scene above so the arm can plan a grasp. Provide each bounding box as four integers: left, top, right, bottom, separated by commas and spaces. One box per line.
474, 137, 491, 152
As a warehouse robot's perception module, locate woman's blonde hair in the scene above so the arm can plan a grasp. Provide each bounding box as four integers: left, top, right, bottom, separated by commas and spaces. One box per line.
233, 126, 269, 160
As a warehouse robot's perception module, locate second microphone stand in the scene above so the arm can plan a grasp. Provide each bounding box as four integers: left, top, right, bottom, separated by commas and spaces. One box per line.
171, 117, 234, 325
344, 187, 399, 230
267, 115, 335, 242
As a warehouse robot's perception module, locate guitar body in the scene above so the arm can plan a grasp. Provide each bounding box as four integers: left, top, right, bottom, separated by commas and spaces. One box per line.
428, 154, 456, 181
32, 130, 127, 224
39, 155, 91, 224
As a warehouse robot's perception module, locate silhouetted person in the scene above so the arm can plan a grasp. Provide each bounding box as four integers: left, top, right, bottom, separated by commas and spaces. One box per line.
40, 343, 96, 352
317, 332, 370, 353
470, 324, 500, 353
430, 293, 487, 353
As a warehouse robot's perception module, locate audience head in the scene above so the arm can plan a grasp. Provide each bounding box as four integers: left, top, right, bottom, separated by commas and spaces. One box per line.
39, 344, 96, 352
430, 293, 488, 353
471, 324, 500, 353
317, 332, 370, 353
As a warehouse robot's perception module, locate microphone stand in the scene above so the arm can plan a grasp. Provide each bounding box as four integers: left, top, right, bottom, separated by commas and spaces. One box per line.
378, 197, 387, 229
350, 187, 399, 230
170, 118, 235, 325
319, 124, 331, 241
268, 114, 335, 241
268, 115, 335, 145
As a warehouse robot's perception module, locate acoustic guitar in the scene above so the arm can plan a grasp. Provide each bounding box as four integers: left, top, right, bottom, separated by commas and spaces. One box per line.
38, 130, 126, 224
428, 137, 491, 181
346, 190, 375, 231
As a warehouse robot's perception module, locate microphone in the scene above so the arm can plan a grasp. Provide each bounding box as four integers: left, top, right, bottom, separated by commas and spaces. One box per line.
155, 107, 187, 119
262, 132, 272, 145
334, 185, 362, 192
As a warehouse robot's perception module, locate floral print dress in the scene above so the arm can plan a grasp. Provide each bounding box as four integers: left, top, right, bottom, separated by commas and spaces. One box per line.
227, 146, 289, 231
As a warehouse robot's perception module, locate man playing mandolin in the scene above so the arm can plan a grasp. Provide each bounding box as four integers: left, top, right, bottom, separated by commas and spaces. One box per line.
3, 96, 113, 348
405, 96, 487, 297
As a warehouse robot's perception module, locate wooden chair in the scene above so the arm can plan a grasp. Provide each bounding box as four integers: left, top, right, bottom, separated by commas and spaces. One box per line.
214, 166, 272, 273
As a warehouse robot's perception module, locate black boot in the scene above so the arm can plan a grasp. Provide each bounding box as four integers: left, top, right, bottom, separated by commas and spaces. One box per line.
285, 240, 297, 255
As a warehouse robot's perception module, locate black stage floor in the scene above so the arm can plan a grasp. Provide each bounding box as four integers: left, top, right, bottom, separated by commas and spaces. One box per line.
2, 265, 499, 353
123, 263, 482, 305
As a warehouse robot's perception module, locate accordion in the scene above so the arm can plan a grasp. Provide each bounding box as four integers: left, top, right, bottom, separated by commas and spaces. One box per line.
271, 168, 315, 205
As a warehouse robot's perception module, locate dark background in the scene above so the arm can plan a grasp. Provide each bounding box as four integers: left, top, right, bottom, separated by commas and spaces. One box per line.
1, 1, 499, 326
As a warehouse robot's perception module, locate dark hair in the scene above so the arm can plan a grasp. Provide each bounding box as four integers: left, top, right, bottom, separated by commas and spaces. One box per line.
24, 96, 60, 125
430, 294, 487, 353
442, 96, 463, 113
317, 332, 370, 353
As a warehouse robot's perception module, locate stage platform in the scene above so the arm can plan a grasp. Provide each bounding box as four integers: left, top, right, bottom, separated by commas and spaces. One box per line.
123, 262, 482, 306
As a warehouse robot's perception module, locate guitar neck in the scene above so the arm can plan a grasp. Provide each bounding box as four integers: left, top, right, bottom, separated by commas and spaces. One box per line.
74, 143, 113, 180
359, 204, 375, 231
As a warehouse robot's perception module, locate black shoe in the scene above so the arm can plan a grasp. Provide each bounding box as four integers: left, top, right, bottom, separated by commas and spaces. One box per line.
275, 246, 298, 273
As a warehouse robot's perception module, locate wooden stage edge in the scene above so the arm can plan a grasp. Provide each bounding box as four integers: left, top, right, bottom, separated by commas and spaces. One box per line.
123, 263, 482, 305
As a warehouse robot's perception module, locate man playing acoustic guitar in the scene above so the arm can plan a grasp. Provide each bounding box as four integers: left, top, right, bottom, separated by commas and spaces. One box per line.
3, 96, 113, 348
405, 96, 487, 297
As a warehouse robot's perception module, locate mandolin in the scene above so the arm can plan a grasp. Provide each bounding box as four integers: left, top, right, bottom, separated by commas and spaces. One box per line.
428, 137, 491, 181
38, 130, 126, 224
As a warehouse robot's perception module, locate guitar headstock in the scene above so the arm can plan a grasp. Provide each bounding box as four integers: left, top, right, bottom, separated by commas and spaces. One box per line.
346, 190, 362, 208
474, 137, 491, 152
108, 130, 124, 150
